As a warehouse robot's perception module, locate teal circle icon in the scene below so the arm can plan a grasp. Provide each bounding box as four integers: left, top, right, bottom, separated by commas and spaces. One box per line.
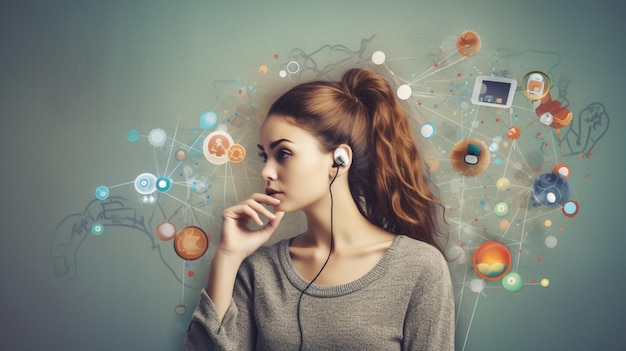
156, 176, 172, 193
95, 186, 109, 200
91, 223, 104, 236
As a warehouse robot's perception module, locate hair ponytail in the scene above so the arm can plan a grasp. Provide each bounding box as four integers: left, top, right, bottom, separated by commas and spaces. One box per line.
268, 68, 448, 256
342, 69, 447, 254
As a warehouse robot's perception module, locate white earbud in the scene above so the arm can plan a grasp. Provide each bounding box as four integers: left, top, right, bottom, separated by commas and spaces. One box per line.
333, 148, 350, 167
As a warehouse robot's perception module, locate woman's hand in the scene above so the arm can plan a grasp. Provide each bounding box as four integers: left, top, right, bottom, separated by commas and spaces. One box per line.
217, 193, 285, 260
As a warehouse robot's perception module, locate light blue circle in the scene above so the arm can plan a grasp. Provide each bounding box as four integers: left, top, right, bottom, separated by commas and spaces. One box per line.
91, 223, 104, 236
134, 173, 157, 195
95, 186, 109, 200
127, 129, 140, 143
156, 176, 172, 193
199, 110, 218, 129
563, 201, 577, 214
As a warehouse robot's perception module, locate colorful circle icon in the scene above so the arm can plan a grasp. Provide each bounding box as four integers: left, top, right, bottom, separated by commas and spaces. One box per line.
473, 241, 511, 280
532, 172, 570, 207
562, 200, 579, 218
496, 178, 510, 191
522, 71, 550, 100
126, 129, 140, 143
456, 30, 481, 57
502, 272, 523, 292
450, 138, 490, 177
95, 186, 109, 200
494, 202, 509, 217
506, 126, 521, 140
91, 223, 104, 236
156, 176, 172, 193
203, 131, 234, 165
156, 222, 176, 241
228, 144, 246, 163
553, 164, 571, 178
420, 123, 436, 138
199, 110, 218, 130
174, 304, 187, 316
174, 226, 209, 261
175, 149, 188, 161
134, 173, 157, 195
148, 128, 167, 147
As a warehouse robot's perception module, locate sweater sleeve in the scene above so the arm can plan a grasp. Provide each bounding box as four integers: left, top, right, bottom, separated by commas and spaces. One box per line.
402, 248, 455, 351
184, 266, 257, 351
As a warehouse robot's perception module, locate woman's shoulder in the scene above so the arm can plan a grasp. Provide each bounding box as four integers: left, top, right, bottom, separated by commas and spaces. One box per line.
390, 235, 449, 274
393, 235, 444, 258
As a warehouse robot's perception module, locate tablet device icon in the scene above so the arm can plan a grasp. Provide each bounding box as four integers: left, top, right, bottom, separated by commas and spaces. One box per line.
471, 75, 517, 108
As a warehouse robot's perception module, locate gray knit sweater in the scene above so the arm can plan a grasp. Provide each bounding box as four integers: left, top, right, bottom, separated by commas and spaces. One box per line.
185, 235, 454, 350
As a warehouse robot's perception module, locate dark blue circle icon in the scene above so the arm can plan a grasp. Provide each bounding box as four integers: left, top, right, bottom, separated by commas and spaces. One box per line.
532, 172, 570, 207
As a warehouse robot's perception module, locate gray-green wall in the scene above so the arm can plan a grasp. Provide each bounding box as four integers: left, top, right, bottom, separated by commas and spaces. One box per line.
1, 1, 623, 350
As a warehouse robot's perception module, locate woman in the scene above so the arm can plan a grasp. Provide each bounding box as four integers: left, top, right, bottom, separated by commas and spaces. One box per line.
185, 68, 455, 350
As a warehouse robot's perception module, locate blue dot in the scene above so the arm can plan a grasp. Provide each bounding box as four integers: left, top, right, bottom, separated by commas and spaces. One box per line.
95, 186, 109, 200
127, 129, 140, 143
495, 159, 502, 165
199, 110, 218, 129
564, 201, 577, 214
91, 223, 104, 236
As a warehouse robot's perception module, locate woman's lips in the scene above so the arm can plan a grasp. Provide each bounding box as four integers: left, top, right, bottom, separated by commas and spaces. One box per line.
265, 188, 283, 197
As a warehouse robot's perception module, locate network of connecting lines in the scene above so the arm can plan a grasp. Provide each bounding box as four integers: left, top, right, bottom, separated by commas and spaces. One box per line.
363, 31, 582, 349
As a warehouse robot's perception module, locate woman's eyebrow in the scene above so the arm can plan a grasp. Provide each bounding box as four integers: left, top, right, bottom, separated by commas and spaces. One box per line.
257, 138, 293, 151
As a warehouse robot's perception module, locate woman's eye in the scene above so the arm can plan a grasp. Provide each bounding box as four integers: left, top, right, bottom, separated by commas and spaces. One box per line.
277, 150, 292, 160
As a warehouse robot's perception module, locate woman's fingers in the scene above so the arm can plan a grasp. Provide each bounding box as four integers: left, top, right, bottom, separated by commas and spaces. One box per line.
224, 194, 280, 227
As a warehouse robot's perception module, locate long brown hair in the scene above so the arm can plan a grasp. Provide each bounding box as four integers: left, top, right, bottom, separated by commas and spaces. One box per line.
267, 68, 448, 255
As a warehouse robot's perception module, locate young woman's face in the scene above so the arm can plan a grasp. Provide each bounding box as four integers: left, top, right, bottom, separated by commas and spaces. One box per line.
258, 116, 333, 213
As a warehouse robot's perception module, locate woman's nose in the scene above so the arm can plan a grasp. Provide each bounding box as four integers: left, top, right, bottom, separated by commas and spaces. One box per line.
260, 161, 277, 181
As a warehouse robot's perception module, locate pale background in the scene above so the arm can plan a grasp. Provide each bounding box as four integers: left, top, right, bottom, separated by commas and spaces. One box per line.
1, 0, 624, 350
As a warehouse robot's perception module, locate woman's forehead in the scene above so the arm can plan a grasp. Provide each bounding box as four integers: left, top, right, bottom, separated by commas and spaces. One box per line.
259, 116, 319, 148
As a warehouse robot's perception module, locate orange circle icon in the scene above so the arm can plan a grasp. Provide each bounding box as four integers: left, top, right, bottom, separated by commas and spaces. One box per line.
450, 138, 490, 177
473, 241, 511, 280
456, 30, 481, 57
506, 127, 521, 140
174, 226, 209, 261
228, 144, 246, 163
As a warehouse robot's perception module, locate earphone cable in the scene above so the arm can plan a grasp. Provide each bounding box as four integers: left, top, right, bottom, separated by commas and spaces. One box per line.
296, 169, 339, 351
